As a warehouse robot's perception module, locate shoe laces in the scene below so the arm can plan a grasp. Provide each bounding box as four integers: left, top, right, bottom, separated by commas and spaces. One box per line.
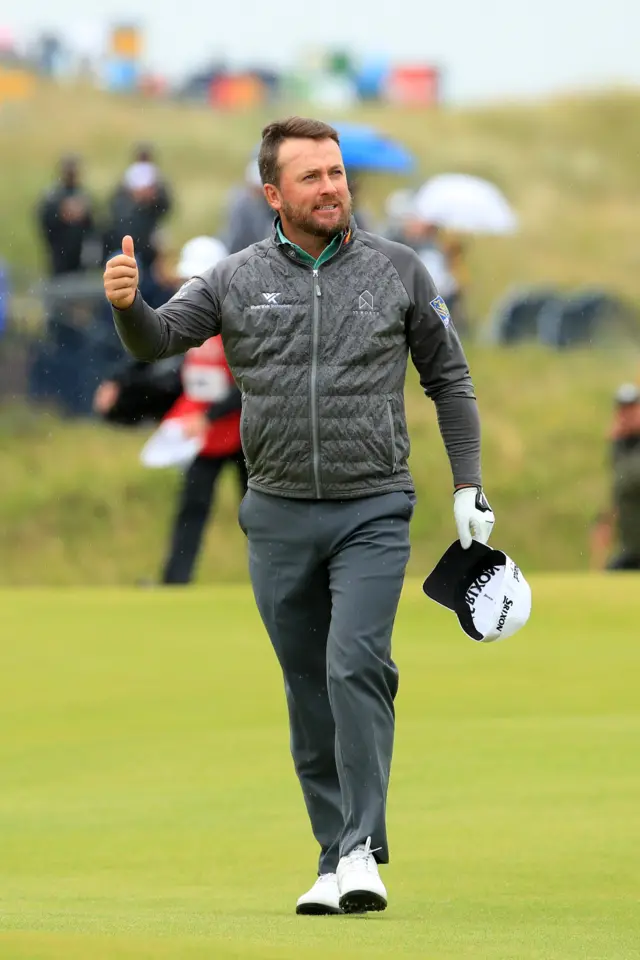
317, 872, 337, 883
343, 836, 382, 870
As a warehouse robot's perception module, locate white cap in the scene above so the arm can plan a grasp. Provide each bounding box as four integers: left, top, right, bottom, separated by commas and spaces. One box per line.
176, 236, 228, 278
423, 540, 532, 643
124, 161, 158, 191
615, 382, 640, 405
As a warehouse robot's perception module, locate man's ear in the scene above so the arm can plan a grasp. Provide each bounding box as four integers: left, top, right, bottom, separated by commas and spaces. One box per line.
263, 183, 281, 212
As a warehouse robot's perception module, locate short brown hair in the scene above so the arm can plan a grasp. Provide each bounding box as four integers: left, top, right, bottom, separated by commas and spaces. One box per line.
258, 116, 340, 187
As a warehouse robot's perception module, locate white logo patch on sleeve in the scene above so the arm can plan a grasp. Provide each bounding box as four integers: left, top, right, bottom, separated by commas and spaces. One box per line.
170, 277, 198, 302
430, 295, 451, 327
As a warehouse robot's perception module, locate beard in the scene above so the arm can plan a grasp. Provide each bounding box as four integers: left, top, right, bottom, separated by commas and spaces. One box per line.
280, 194, 352, 240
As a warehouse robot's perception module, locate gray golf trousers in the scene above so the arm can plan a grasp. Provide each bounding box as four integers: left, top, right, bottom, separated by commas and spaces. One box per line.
238, 488, 414, 874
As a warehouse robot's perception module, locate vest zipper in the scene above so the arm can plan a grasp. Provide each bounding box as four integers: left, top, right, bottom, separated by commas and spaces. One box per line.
310, 269, 322, 498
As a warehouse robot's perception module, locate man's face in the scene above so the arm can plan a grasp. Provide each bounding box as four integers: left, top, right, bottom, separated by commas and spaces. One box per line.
264, 137, 352, 239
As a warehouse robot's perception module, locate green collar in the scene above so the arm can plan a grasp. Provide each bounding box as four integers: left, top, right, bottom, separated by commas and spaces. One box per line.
276, 220, 344, 268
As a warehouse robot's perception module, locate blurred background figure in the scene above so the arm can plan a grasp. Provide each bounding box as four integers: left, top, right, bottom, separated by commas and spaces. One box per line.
92, 353, 183, 427
36, 153, 95, 276
110, 141, 173, 222
381, 189, 467, 330
157, 235, 246, 585
409, 172, 519, 338
381, 188, 423, 248
345, 173, 373, 231
31, 154, 110, 415
590, 383, 640, 571
223, 159, 274, 253
102, 158, 173, 307
414, 223, 460, 299
93, 233, 244, 585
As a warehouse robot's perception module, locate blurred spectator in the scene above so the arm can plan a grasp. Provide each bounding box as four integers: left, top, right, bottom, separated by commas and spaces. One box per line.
384, 191, 472, 335
102, 161, 167, 268
157, 236, 246, 585
416, 223, 468, 335
159, 331, 246, 585
36, 154, 95, 276
346, 173, 374, 231
381, 189, 423, 248
102, 160, 173, 307
590, 383, 640, 570
92, 234, 244, 585
92, 355, 183, 426
382, 195, 460, 302
223, 160, 274, 253
440, 231, 471, 333
31, 32, 65, 77
112, 141, 173, 216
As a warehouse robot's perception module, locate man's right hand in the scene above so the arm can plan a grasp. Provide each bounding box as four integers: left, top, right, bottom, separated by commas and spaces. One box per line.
103, 235, 139, 310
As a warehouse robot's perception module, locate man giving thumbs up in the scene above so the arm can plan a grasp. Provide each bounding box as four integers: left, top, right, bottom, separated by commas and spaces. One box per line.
104, 235, 139, 310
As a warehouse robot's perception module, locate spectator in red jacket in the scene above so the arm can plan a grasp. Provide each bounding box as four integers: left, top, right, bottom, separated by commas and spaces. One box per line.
159, 237, 247, 584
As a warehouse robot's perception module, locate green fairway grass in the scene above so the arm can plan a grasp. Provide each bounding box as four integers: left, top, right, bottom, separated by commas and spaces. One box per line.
0, 576, 638, 959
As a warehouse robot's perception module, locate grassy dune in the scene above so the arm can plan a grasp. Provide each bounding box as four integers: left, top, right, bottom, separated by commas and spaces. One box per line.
2, 83, 640, 583
1, 344, 637, 585
4, 81, 640, 321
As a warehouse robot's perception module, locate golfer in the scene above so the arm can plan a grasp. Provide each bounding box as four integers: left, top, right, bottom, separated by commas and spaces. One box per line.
103, 116, 495, 915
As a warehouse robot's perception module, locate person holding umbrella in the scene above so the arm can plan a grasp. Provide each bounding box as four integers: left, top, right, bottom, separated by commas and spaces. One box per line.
411, 173, 519, 336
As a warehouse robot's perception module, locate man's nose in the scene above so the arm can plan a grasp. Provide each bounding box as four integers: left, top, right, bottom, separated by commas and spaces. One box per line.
318, 173, 339, 194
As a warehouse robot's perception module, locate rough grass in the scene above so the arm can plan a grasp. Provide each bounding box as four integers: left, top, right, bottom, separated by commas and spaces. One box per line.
1, 344, 637, 585
3, 82, 640, 583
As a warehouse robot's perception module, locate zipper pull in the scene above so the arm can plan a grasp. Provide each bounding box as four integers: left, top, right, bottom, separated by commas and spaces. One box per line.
313, 269, 321, 297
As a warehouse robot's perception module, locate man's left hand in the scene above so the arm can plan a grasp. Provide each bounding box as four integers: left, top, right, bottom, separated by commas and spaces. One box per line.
453, 486, 495, 549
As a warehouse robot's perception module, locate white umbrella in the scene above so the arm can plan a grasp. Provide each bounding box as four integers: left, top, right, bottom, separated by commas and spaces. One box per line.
413, 174, 518, 235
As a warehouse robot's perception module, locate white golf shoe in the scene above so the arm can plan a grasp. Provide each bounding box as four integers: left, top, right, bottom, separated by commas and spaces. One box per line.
296, 872, 342, 915
337, 837, 388, 913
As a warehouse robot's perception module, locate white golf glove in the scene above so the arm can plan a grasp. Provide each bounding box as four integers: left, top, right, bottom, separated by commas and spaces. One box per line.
453, 486, 495, 549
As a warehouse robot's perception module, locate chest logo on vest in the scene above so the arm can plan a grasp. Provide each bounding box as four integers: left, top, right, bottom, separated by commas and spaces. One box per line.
358, 290, 374, 309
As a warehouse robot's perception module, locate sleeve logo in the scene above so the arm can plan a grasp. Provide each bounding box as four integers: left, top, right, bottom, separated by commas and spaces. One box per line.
430, 295, 451, 327
170, 277, 198, 302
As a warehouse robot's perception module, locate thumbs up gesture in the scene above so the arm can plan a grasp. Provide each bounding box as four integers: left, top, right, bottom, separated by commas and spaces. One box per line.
103, 235, 139, 310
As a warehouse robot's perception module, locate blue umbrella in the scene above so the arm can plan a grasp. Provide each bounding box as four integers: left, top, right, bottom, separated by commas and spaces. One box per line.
332, 123, 415, 174
251, 124, 415, 175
